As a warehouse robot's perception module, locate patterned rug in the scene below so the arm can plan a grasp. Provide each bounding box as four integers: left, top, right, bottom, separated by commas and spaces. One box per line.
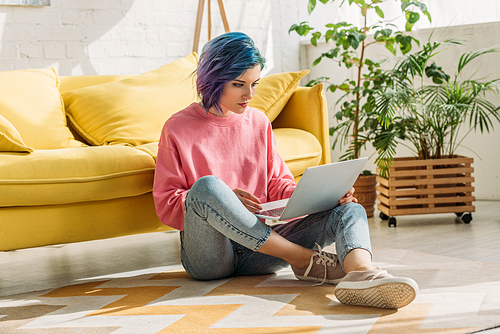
1, 246, 500, 333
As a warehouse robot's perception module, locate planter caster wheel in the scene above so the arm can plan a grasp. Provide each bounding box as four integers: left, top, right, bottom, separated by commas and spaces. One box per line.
388, 217, 397, 227
455, 212, 464, 218
379, 212, 389, 221
462, 213, 473, 224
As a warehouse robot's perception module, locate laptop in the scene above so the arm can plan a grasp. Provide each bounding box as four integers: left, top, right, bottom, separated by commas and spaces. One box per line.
255, 157, 368, 221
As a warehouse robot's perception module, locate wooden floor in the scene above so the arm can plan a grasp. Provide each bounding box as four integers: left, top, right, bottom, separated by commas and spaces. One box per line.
2, 200, 499, 299
1, 200, 500, 332
369, 200, 500, 264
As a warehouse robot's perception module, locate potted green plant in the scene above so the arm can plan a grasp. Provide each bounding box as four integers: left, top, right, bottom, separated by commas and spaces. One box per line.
290, 0, 431, 216
371, 38, 500, 226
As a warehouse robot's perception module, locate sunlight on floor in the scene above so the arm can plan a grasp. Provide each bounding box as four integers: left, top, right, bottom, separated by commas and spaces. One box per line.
1, 201, 499, 299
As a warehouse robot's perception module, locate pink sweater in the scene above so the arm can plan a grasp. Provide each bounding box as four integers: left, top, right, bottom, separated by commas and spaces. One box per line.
153, 103, 296, 231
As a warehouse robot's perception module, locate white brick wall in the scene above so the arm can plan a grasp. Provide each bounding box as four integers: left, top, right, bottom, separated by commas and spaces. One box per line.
0, 0, 303, 76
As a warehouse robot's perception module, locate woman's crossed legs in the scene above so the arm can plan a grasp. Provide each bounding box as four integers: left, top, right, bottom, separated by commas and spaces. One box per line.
180, 175, 417, 309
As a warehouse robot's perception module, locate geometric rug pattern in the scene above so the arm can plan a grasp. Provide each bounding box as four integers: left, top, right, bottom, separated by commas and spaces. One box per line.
1, 246, 500, 333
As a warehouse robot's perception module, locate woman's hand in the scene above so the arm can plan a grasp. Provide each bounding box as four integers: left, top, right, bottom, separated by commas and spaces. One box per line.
233, 188, 262, 213
339, 187, 358, 206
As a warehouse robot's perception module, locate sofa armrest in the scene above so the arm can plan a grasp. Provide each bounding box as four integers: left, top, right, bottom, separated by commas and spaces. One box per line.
271, 84, 331, 165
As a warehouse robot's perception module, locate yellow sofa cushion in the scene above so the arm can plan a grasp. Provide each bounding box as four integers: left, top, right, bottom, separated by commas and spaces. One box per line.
273, 128, 322, 177
0, 146, 156, 207
59, 74, 132, 94
0, 68, 85, 149
133, 142, 159, 161
249, 70, 308, 122
0, 114, 34, 153
64, 53, 199, 146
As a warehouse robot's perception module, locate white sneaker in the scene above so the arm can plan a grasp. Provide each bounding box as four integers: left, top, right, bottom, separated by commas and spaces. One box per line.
334, 267, 418, 309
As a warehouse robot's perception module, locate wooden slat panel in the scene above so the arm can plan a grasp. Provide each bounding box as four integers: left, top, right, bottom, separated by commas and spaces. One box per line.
387, 156, 473, 169
376, 185, 389, 197
377, 204, 476, 216
377, 177, 389, 187
388, 167, 474, 178
377, 194, 389, 206
384, 177, 474, 187
379, 186, 475, 197
378, 203, 390, 216
378, 195, 475, 206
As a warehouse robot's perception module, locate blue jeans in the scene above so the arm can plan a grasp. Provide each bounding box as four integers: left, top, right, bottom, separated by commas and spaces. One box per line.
180, 175, 372, 280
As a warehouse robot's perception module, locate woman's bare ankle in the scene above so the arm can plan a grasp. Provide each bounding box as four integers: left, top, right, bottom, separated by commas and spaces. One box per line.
258, 231, 316, 269
343, 248, 373, 273
289, 249, 315, 269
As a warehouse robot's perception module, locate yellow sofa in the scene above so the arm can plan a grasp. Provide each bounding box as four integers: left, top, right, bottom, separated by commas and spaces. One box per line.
0, 54, 330, 252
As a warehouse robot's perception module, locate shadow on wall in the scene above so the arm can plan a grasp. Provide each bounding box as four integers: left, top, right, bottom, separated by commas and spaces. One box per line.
0, 0, 134, 75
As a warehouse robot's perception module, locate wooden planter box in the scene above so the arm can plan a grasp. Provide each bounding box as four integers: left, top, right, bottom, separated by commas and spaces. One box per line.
354, 174, 377, 218
376, 155, 475, 226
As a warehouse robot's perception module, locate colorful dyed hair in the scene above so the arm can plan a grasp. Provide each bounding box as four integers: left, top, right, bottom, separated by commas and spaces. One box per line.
196, 32, 266, 115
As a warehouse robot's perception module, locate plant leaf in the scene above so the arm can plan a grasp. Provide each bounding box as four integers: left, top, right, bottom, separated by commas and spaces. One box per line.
328, 84, 338, 93
458, 45, 500, 74
401, 2, 412, 11
407, 11, 420, 24
308, 0, 316, 15
348, 33, 360, 49
385, 42, 396, 55
339, 83, 351, 91
423, 10, 432, 22
312, 56, 322, 67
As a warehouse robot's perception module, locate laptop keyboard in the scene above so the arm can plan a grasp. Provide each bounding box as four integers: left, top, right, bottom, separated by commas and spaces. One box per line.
259, 207, 285, 217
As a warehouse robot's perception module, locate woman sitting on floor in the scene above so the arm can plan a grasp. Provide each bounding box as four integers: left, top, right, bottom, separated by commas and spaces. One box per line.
153, 32, 418, 309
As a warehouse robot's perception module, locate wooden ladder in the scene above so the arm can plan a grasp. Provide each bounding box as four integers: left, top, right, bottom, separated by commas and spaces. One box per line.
192, 0, 230, 53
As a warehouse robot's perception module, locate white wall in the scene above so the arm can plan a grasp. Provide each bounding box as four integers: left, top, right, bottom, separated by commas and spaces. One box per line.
302, 21, 500, 200
0, 0, 303, 76
301, 0, 500, 34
